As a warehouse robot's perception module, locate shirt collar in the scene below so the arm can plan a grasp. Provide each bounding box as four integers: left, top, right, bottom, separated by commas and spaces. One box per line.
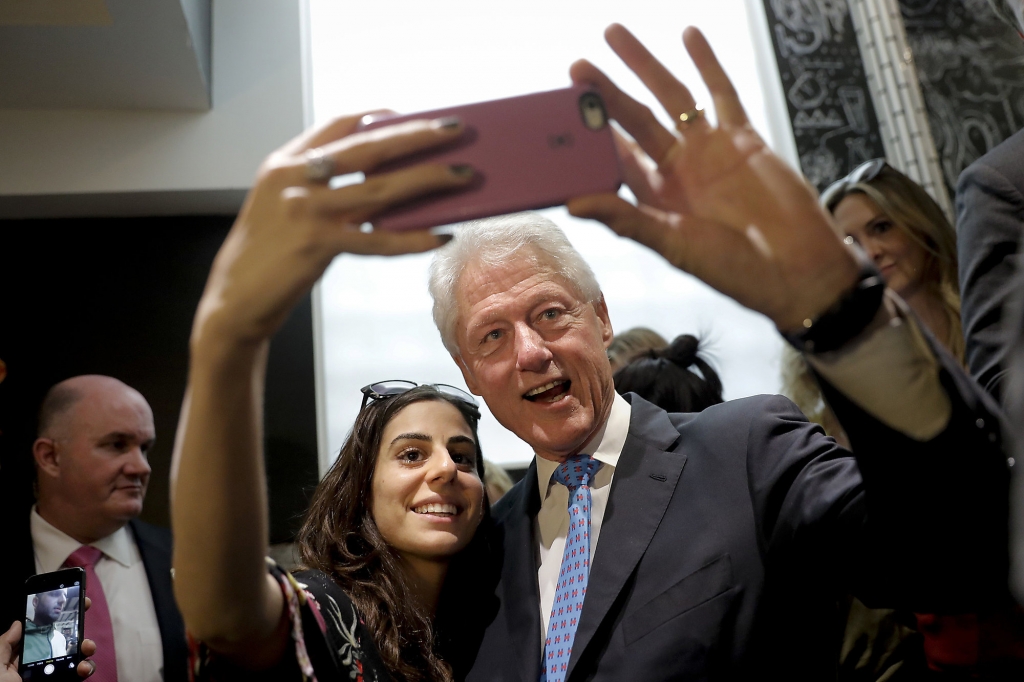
31, 506, 138, 572
535, 391, 632, 500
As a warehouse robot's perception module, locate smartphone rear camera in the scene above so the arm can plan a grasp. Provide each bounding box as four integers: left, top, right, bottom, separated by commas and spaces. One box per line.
579, 93, 608, 131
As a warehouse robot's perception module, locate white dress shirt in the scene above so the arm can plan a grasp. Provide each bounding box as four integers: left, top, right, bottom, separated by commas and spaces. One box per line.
535, 392, 631, 644
31, 508, 165, 682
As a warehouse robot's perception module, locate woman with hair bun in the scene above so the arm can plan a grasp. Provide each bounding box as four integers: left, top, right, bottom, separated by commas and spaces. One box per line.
612, 334, 723, 414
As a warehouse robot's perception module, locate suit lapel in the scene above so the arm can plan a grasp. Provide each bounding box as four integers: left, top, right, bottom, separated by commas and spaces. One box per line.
130, 520, 188, 682
566, 396, 687, 678
500, 459, 544, 682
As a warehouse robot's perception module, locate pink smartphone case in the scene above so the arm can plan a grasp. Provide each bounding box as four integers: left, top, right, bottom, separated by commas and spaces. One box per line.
359, 85, 622, 232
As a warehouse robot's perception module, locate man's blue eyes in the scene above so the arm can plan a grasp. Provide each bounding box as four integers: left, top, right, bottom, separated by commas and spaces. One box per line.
482, 309, 561, 342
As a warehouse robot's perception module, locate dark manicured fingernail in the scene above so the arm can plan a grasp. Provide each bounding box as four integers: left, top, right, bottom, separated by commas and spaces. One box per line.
437, 233, 454, 245
450, 164, 474, 178
434, 116, 462, 130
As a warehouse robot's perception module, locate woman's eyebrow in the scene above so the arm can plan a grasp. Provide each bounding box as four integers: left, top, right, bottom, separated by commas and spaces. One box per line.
390, 433, 432, 446
447, 435, 477, 447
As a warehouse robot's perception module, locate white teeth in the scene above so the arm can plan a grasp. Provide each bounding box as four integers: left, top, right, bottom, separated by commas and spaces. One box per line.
526, 381, 563, 397
413, 503, 458, 515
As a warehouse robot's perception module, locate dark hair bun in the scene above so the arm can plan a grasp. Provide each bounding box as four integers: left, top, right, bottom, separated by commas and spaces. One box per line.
614, 334, 723, 414
654, 334, 700, 368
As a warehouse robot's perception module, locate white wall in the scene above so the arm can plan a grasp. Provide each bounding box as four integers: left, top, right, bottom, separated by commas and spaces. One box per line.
0, 0, 310, 209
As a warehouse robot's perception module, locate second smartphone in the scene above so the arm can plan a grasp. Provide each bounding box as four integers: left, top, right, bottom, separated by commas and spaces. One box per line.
20, 568, 87, 682
358, 85, 623, 232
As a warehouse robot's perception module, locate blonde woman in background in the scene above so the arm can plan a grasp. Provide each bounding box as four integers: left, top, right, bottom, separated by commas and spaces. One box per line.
782, 159, 962, 448
783, 159, 963, 682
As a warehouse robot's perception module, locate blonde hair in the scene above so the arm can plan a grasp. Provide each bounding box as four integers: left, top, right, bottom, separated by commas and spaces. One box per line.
483, 459, 514, 505
787, 166, 963, 442
607, 327, 669, 373
824, 166, 963, 362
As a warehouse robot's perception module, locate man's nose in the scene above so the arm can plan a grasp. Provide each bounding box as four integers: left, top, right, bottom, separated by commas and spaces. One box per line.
125, 446, 152, 477
514, 323, 553, 372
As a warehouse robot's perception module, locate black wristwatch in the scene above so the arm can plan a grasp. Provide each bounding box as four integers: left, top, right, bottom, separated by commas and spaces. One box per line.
782, 263, 886, 354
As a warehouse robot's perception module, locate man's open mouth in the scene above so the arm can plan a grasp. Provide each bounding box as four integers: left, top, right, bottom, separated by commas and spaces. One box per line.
412, 503, 460, 516
524, 380, 571, 403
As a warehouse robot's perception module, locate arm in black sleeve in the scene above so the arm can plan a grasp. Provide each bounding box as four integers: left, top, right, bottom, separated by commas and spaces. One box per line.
957, 139, 1024, 401
814, 341, 1011, 612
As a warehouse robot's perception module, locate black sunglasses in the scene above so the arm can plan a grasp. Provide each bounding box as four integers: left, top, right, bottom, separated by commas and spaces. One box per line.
359, 380, 479, 410
821, 158, 890, 208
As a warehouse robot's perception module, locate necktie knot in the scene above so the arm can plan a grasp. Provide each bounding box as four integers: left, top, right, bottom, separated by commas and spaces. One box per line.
551, 453, 600, 491
64, 545, 103, 569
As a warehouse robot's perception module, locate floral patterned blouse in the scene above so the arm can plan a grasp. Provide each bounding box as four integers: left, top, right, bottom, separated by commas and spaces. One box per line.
189, 560, 391, 682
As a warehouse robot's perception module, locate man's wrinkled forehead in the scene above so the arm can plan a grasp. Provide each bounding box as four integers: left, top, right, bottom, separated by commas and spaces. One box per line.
455, 249, 584, 308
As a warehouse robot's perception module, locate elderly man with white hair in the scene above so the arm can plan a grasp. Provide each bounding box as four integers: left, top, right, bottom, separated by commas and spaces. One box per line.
170, 24, 1010, 682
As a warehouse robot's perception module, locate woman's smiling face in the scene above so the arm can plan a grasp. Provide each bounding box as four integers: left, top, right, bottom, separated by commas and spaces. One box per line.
833, 193, 930, 299
370, 399, 484, 563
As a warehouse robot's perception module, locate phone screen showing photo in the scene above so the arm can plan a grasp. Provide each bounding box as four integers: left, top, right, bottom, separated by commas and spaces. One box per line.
20, 568, 85, 681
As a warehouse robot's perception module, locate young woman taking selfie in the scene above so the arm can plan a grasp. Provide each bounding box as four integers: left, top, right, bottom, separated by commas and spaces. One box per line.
169, 111, 490, 681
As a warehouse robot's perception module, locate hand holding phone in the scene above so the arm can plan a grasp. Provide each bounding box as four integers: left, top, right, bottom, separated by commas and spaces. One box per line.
359, 85, 622, 231
18, 569, 88, 681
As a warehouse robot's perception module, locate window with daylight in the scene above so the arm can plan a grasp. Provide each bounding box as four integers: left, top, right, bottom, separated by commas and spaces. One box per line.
310, 0, 791, 468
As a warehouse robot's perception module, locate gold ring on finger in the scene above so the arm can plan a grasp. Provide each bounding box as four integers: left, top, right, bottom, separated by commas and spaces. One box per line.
304, 147, 336, 184
677, 107, 705, 129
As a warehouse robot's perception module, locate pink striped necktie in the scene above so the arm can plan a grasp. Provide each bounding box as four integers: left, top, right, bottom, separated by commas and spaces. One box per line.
64, 546, 118, 682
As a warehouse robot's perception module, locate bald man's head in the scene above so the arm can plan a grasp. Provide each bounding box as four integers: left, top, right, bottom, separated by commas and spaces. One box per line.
37, 382, 83, 439
33, 375, 155, 543
37, 376, 146, 439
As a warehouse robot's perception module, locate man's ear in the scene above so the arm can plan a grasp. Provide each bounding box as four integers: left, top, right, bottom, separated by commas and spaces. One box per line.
593, 296, 614, 348
33, 438, 61, 479
453, 355, 482, 396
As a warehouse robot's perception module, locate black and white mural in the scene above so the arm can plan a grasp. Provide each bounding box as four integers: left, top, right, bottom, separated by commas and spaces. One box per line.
899, 0, 1024, 193
761, 0, 887, 190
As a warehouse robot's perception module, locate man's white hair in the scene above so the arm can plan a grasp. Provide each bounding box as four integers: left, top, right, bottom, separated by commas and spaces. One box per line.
428, 213, 603, 356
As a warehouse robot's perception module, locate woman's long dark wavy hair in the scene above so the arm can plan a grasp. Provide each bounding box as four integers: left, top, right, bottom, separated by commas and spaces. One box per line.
297, 386, 486, 682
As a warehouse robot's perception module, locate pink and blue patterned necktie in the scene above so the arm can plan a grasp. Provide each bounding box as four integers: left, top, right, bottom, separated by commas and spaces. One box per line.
541, 454, 601, 682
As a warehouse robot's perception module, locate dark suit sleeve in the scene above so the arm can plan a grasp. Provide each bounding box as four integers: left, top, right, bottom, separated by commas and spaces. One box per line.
812, 345, 1011, 612
957, 154, 1024, 401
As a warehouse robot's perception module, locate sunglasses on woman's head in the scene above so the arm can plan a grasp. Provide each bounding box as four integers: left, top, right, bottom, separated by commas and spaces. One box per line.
359, 380, 479, 409
820, 158, 890, 208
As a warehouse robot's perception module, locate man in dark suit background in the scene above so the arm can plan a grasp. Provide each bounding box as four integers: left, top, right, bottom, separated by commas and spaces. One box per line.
958, 0, 1024, 605
956, 126, 1024, 400
0, 376, 187, 682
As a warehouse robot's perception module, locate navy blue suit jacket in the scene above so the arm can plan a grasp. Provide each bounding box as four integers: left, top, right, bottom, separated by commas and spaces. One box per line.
459, 363, 1008, 681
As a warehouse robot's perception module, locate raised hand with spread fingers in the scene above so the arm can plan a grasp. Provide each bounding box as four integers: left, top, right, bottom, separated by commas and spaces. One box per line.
567, 25, 860, 333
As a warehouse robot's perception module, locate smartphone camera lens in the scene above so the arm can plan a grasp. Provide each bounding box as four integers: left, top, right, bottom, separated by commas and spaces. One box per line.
579, 93, 608, 131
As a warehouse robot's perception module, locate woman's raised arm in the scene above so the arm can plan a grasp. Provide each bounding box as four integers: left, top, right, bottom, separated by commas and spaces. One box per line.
169, 113, 471, 666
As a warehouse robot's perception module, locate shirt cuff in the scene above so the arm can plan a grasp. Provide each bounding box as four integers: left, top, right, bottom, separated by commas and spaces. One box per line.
805, 291, 951, 441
